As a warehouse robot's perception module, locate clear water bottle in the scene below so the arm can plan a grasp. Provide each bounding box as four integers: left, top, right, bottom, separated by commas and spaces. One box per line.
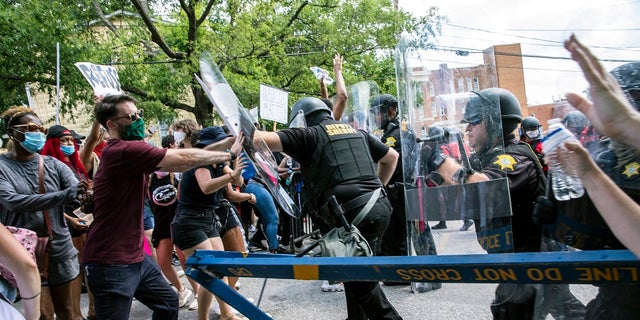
542, 118, 584, 201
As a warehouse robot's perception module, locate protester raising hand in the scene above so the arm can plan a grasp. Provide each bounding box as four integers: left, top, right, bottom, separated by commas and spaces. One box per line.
564, 34, 640, 150
556, 140, 640, 258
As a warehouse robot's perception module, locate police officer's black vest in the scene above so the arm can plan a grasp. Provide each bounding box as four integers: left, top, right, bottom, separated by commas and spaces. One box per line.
302, 119, 378, 206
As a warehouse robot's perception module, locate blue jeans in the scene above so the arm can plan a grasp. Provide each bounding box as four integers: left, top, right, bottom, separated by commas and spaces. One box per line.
246, 181, 279, 250
85, 255, 178, 320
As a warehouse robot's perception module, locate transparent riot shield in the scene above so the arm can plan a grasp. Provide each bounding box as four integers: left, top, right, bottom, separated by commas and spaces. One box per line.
197, 52, 299, 218
343, 80, 379, 132
395, 39, 515, 303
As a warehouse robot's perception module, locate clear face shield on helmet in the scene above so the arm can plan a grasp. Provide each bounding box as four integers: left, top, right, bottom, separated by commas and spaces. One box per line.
289, 110, 307, 128
395, 38, 513, 298
369, 105, 387, 133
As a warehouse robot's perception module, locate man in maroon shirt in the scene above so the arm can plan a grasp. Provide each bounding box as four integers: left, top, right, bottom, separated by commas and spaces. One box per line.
83, 94, 243, 320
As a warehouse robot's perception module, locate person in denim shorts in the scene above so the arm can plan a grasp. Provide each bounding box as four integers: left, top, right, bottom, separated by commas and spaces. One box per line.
171, 126, 248, 320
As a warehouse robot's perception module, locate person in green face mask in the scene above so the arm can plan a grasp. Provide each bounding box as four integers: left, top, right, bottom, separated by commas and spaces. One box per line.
84, 94, 246, 320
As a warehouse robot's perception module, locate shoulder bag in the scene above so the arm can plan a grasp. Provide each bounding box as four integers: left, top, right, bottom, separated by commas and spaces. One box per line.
37, 155, 53, 280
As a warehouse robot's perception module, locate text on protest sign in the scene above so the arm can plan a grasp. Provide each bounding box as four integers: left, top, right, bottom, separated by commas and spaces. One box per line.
74, 62, 122, 96
259, 84, 289, 124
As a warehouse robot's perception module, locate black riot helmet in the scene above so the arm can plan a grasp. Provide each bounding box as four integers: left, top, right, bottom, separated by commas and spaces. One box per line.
562, 110, 587, 137
427, 125, 446, 143
611, 62, 640, 110
521, 116, 541, 130
370, 94, 398, 114
462, 88, 522, 137
370, 94, 398, 130
289, 97, 332, 127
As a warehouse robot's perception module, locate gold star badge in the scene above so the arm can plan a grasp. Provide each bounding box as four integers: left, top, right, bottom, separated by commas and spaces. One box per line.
622, 162, 640, 178
494, 154, 517, 171
385, 136, 397, 147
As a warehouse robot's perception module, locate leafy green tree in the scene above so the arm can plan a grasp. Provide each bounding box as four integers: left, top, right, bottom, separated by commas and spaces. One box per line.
0, 0, 445, 128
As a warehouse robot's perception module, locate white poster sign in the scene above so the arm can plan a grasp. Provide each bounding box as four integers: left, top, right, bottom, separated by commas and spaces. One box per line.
259, 84, 288, 124
74, 62, 122, 96
249, 107, 259, 123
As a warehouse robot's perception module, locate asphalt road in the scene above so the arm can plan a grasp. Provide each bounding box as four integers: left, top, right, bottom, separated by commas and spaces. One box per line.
18, 220, 599, 319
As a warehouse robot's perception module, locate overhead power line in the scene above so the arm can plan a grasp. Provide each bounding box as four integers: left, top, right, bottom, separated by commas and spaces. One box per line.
433, 45, 639, 64
444, 23, 640, 53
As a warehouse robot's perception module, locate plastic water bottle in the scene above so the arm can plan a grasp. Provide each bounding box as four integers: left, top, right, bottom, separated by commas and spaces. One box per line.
542, 118, 584, 201
309, 66, 334, 85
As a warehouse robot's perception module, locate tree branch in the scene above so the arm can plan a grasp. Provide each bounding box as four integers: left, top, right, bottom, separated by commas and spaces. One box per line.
130, 0, 185, 59
91, 0, 118, 33
196, 0, 218, 29
122, 85, 195, 114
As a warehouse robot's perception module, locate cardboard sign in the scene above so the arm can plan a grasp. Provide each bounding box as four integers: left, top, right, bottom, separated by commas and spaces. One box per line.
259, 84, 289, 124
74, 62, 122, 96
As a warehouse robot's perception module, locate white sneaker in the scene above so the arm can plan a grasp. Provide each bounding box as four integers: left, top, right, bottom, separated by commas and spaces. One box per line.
188, 297, 199, 311
178, 288, 194, 308
321, 280, 345, 292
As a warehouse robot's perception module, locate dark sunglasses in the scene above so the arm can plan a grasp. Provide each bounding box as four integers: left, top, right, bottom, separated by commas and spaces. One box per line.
11, 123, 46, 133
113, 109, 144, 122
466, 118, 483, 127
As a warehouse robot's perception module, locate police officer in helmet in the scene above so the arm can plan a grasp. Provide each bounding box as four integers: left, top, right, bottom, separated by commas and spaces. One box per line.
424, 88, 547, 319
520, 116, 542, 142
369, 94, 412, 279
255, 96, 403, 319
562, 110, 587, 138
520, 116, 547, 173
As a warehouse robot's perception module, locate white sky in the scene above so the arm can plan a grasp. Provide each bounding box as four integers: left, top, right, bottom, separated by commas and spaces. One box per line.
399, 0, 640, 105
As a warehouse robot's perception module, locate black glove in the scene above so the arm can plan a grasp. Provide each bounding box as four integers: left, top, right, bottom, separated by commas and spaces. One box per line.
532, 195, 557, 225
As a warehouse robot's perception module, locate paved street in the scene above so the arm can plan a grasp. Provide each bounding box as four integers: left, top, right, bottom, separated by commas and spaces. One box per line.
18, 220, 598, 319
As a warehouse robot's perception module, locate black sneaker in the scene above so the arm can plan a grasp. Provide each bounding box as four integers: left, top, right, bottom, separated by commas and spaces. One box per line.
460, 220, 474, 231
249, 239, 268, 251
431, 221, 447, 230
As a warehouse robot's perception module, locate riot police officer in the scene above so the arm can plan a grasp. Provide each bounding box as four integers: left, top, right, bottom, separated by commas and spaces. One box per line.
369, 94, 411, 277
519, 115, 547, 173
423, 88, 547, 319
255, 97, 403, 320
562, 110, 588, 138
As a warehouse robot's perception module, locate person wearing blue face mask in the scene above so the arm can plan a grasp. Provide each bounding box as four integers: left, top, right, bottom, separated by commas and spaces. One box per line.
0, 106, 90, 320
41, 124, 94, 320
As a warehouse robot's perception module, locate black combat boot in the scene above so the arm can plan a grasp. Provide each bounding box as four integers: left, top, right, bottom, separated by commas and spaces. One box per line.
431, 221, 447, 230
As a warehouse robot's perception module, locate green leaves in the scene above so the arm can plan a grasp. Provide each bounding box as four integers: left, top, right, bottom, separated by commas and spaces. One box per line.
0, 0, 444, 128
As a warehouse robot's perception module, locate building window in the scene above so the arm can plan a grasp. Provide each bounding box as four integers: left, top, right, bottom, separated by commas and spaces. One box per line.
428, 82, 434, 96
466, 78, 473, 92
431, 101, 437, 119
457, 78, 465, 92
472, 77, 480, 91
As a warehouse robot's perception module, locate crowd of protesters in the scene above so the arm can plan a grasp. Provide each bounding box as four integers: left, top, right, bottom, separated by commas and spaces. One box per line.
0, 35, 638, 320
